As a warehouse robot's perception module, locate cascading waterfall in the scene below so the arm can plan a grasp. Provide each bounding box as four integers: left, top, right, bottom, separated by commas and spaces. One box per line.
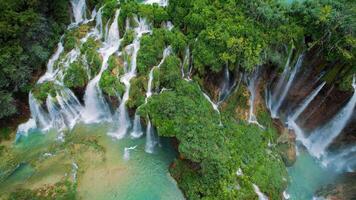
144, 46, 172, 153
131, 113, 143, 138
70, 0, 87, 24
55, 88, 83, 129
269, 54, 304, 118
321, 146, 356, 172
253, 184, 269, 200
181, 47, 190, 78
46, 95, 66, 132
108, 17, 151, 139
16, 93, 50, 138
247, 71, 264, 129
82, 9, 121, 123
219, 65, 232, 102
306, 78, 356, 158
288, 82, 326, 123
37, 41, 64, 84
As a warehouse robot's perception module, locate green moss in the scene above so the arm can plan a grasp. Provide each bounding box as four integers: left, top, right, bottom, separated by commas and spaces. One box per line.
63, 61, 89, 89
99, 56, 125, 97
32, 82, 58, 104
81, 38, 102, 77
127, 76, 146, 109
121, 29, 135, 48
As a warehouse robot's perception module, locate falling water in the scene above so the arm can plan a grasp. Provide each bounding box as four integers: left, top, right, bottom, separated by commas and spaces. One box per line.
268, 48, 294, 111
181, 47, 190, 78
95, 7, 104, 39
270, 54, 304, 118
55, 88, 83, 129
322, 146, 356, 172
202, 92, 220, 114
131, 114, 143, 138
70, 0, 87, 24
288, 82, 326, 122
219, 65, 232, 102
145, 120, 158, 153
37, 41, 64, 84
253, 184, 269, 200
144, 47, 172, 153
247, 71, 264, 129
108, 17, 151, 139
82, 10, 121, 123
306, 78, 356, 158
46, 95, 66, 131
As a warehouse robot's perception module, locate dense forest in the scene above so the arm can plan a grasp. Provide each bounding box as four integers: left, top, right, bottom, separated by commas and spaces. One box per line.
0, 0, 70, 119
0, 0, 355, 199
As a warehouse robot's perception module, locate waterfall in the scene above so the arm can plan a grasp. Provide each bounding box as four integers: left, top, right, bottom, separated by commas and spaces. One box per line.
270, 54, 304, 118
131, 114, 143, 138
144, 0, 169, 7
181, 47, 190, 79
306, 78, 356, 158
70, 0, 87, 24
322, 146, 356, 172
82, 9, 121, 123
203, 93, 220, 114
143, 47, 172, 153
29, 93, 51, 130
288, 82, 326, 122
55, 88, 83, 129
37, 41, 64, 84
253, 184, 269, 200
145, 120, 158, 153
219, 65, 232, 102
95, 7, 104, 39
108, 17, 151, 139
46, 95, 66, 132
247, 71, 264, 129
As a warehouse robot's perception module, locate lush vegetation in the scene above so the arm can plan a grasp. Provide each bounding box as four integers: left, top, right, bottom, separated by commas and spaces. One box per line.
0, 0, 70, 119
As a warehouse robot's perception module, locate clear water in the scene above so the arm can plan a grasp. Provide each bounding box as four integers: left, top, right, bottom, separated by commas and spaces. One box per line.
0, 123, 184, 200
286, 147, 337, 200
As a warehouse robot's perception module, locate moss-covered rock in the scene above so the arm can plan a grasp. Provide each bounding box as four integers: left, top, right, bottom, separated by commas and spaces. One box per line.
99, 56, 125, 98
63, 61, 89, 89
32, 82, 58, 104
81, 38, 102, 78
127, 76, 147, 109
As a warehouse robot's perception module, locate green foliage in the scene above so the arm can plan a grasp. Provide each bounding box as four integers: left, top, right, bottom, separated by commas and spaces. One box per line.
7, 180, 77, 200
63, 61, 89, 89
99, 56, 125, 97
81, 38, 102, 78
158, 55, 181, 89
0, 0, 69, 119
127, 76, 146, 109
32, 82, 57, 104
0, 92, 17, 118
121, 29, 135, 48
136, 29, 168, 74
0, 127, 12, 142
140, 79, 287, 199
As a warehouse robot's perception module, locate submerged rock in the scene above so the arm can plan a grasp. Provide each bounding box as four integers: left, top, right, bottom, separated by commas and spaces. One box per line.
277, 127, 297, 167
315, 172, 356, 200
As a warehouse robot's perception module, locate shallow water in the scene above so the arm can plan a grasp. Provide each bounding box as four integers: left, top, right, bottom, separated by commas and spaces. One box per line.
0, 123, 184, 200
286, 146, 337, 200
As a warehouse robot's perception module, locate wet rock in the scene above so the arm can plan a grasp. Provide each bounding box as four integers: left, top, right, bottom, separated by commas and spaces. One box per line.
315, 172, 356, 200
277, 128, 297, 167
